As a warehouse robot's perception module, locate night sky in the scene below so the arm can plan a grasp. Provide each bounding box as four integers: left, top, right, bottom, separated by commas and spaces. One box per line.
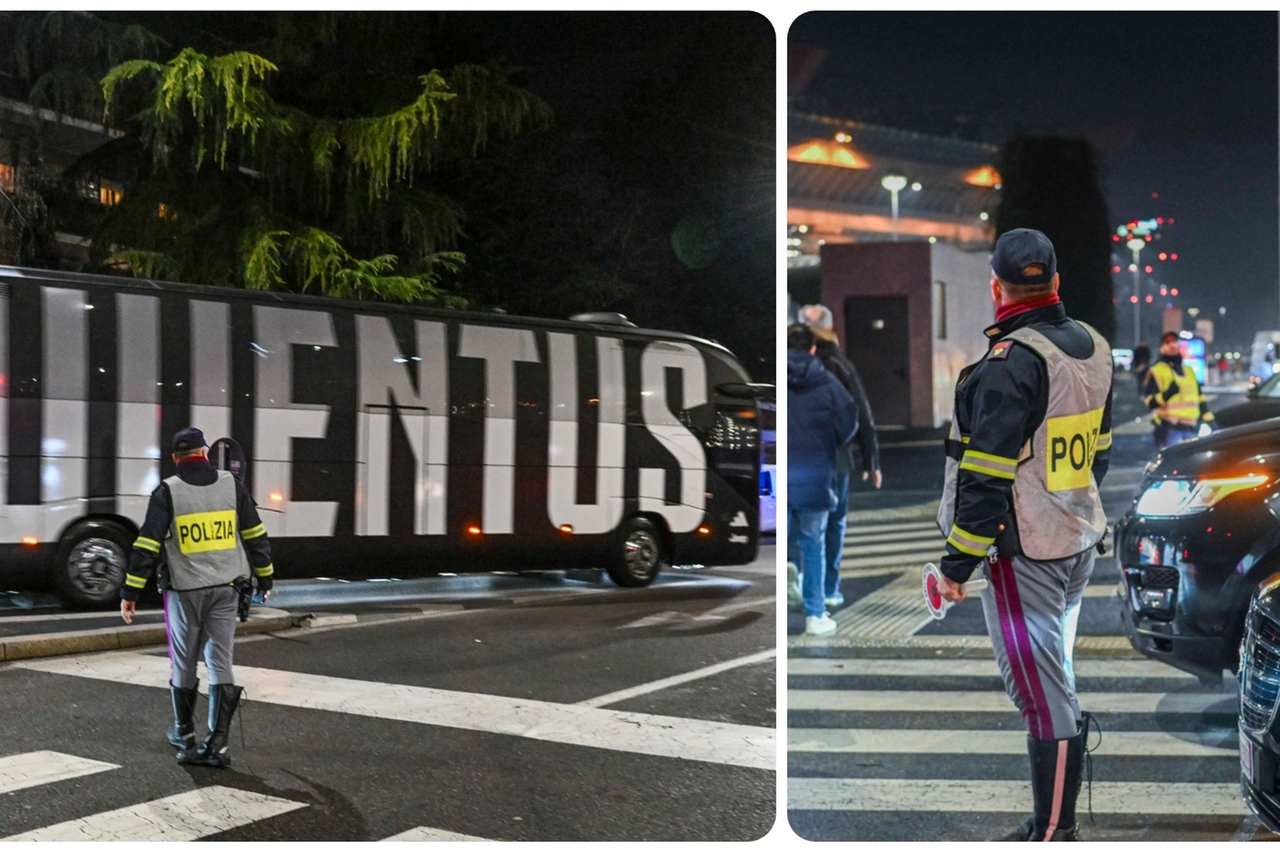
790, 11, 1278, 349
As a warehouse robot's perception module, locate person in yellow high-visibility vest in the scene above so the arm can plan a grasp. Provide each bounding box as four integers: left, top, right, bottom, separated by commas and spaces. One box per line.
1143, 332, 1215, 449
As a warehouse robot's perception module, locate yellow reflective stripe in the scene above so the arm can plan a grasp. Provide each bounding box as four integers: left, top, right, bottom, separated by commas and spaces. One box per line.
962, 449, 1018, 467
241, 524, 266, 540
961, 436, 971, 444
947, 525, 995, 557
1096, 432, 1113, 450
959, 448, 1018, 480
253, 564, 274, 577
124, 574, 147, 589
959, 460, 1018, 480
133, 536, 161, 553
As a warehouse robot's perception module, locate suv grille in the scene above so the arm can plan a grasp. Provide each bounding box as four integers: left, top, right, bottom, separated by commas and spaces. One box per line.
1241, 604, 1280, 732
1140, 566, 1180, 589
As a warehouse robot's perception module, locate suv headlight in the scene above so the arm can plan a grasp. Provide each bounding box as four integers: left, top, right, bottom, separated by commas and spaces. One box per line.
1135, 475, 1269, 517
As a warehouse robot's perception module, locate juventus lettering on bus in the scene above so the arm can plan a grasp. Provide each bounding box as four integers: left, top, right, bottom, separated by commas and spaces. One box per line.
0, 267, 762, 604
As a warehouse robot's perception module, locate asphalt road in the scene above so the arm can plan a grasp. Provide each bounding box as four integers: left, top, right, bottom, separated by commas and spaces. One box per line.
0, 548, 776, 841
788, 380, 1271, 841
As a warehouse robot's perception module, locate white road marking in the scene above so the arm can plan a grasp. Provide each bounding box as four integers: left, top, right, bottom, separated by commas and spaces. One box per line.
0, 751, 119, 795
788, 778, 1245, 816
844, 520, 939, 534
788, 728, 1234, 757
701, 595, 774, 616
840, 550, 942, 571
837, 539, 947, 557
713, 564, 776, 577
382, 827, 496, 841
17, 653, 774, 771
788, 689, 1232, 715
580, 648, 776, 708
787, 657, 1196, 680
844, 529, 943, 545
617, 596, 771, 630
2, 785, 307, 841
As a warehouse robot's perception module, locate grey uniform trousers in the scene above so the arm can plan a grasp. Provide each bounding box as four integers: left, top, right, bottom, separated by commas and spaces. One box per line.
163, 586, 238, 689
979, 549, 1095, 741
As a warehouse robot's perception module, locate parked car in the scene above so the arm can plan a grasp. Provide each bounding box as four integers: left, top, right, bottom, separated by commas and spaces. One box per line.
1117, 418, 1280, 685
1238, 583, 1280, 832
1216, 372, 1280, 430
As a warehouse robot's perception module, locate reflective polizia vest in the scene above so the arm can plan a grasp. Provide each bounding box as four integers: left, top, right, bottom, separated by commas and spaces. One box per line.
163, 471, 251, 591
1147, 360, 1202, 426
939, 322, 1113, 562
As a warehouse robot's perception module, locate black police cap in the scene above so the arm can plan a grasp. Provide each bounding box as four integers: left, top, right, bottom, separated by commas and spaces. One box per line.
992, 228, 1057, 286
173, 427, 207, 453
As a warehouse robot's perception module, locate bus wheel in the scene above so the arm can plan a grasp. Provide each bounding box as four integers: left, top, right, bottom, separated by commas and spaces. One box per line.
608, 518, 665, 588
54, 521, 131, 609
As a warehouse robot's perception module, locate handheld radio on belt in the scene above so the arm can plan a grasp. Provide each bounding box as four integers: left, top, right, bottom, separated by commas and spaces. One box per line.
923, 562, 988, 620
212, 437, 256, 621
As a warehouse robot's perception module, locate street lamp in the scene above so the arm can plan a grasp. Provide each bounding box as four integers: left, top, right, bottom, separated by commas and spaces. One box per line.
1127, 237, 1146, 346
881, 174, 908, 241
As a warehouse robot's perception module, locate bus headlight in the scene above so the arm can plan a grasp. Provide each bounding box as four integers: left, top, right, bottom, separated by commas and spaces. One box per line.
1135, 475, 1269, 517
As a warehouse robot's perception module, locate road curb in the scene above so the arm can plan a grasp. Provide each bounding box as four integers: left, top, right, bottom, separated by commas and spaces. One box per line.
0, 607, 300, 662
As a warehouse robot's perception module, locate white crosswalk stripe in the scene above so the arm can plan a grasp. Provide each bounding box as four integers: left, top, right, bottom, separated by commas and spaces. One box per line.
16, 651, 774, 770
788, 728, 1234, 757
0, 751, 118, 795
381, 826, 496, 841
788, 648, 1249, 835
0, 750, 503, 841
788, 657, 1195, 679
2, 785, 308, 841
789, 688, 1231, 714
838, 518, 943, 576
789, 778, 1245, 816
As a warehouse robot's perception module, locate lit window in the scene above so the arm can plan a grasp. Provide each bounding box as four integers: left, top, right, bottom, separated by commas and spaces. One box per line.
99, 181, 123, 206
0, 163, 13, 193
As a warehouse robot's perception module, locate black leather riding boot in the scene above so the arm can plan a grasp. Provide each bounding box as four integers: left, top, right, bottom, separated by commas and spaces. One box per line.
167, 682, 199, 759
195, 684, 244, 768
1003, 732, 1083, 841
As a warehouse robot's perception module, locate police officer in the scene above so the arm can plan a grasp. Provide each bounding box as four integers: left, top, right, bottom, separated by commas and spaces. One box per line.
1143, 331, 1214, 449
120, 427, 274, 767
934, 229, 1113, 841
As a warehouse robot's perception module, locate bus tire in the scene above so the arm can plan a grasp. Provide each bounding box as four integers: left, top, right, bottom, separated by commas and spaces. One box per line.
607, 517, 665, 588
53, 520, 132, 609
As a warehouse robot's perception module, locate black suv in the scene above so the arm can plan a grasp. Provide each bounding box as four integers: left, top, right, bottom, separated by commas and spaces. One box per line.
1117, 418, 1280, 685
1239, 585, 1280, 832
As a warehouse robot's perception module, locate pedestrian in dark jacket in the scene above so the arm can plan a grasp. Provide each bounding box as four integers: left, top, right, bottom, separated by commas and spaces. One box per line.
800, 303, 880, 610
787, 323, 858, 635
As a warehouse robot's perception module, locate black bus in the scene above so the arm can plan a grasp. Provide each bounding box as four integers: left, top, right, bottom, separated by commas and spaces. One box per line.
0, 266, 762, 606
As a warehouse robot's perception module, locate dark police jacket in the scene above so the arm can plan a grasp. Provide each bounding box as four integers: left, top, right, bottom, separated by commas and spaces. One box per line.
939, 302, 1114, 583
